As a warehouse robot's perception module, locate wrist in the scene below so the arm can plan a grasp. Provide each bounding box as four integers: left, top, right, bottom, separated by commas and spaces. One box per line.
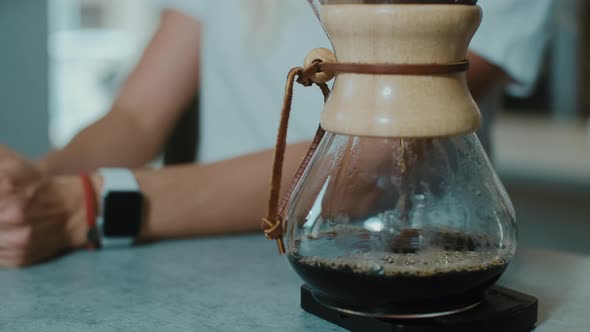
34, 158, 50, 176
53, 174, 103, 249
134, 170, 152, 242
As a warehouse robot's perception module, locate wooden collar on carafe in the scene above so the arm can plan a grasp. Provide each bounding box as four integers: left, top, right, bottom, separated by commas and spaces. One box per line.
322, 0, 478, 4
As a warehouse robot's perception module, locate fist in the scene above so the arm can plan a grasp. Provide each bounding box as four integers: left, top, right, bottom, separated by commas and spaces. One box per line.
0, 146, 86, 267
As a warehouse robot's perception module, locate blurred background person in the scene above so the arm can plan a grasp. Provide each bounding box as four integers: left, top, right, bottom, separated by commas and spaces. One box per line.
0, 0, 586, 267
37, 0, 557, 173
470, 0, 556, 154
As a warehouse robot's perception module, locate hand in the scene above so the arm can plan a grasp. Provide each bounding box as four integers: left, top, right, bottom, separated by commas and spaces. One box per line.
0, 146, 88, 267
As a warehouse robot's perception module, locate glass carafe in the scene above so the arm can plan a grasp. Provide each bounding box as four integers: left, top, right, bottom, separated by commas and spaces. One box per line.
275, 0, 516, 318
286, 133, 516, 317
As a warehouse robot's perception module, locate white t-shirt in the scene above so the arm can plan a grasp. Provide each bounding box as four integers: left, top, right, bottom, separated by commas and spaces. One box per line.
160, 0, 554, 162
161, 0, 330, 162
470, 0, 556, 97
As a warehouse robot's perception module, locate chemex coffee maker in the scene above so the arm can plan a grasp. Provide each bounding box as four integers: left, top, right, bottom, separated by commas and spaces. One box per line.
262, 1, 538, 331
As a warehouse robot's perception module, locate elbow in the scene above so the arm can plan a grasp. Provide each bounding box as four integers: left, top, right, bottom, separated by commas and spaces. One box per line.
106, 108, 172, 167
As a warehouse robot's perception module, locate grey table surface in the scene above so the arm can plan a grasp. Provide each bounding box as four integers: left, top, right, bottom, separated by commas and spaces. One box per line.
0, 234, 588, 332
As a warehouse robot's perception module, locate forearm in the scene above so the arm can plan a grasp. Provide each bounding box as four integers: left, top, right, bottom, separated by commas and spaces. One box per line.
40, 111, 163, 176
40, 10, 203, 177
59, 141, 310, 251
133, 142, 309, 240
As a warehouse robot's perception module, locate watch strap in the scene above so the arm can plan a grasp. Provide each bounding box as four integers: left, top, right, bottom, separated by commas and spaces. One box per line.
99, 168, 140, 194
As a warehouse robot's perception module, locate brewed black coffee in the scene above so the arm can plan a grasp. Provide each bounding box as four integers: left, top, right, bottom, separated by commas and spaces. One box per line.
288, 230, 510, 315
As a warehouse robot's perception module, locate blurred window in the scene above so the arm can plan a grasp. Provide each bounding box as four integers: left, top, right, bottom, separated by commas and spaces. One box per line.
48, 0, 159, 147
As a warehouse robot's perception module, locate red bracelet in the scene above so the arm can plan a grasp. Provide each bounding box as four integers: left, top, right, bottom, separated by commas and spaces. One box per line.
80, 173, 100, 250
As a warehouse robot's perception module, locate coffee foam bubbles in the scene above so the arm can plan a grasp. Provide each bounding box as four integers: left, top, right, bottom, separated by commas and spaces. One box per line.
293, 248, 510, 277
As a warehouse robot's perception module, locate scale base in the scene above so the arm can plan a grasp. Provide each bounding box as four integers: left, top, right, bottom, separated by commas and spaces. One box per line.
301, 285, 538, 332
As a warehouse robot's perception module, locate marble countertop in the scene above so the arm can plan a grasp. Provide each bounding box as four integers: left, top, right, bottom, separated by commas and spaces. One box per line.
0, 234, 587, 331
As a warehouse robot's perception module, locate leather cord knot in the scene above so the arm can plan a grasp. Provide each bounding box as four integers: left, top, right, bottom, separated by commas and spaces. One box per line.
261, 216, 283, 240
296, 61, 323, 87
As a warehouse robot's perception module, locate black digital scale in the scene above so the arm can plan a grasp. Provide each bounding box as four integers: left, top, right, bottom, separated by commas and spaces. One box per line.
301, 285, 538, 332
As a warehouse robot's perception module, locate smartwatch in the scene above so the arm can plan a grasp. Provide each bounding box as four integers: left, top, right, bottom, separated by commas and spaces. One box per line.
97, 168, 143, 247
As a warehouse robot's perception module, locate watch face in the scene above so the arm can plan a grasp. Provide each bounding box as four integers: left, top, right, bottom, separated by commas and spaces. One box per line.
103, 192, 143, 237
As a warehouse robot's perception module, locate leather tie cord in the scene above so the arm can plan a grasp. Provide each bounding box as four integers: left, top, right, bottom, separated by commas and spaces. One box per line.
262, 56, 470, 255
261, 63, 330, 255
320, 60, 469, 76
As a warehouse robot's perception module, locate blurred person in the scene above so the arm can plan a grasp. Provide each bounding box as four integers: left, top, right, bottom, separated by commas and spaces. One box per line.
470, 0, 556, 153
0, 0, 554, 267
